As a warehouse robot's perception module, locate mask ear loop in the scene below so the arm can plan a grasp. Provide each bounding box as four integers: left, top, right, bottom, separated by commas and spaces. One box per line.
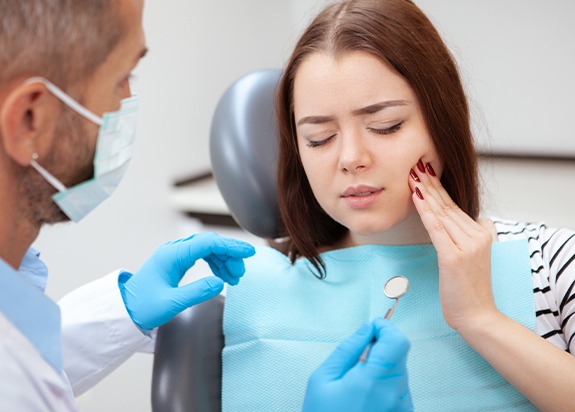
25, 77, 103, 126
29, 153, 67, 193
24, 77, 102, 194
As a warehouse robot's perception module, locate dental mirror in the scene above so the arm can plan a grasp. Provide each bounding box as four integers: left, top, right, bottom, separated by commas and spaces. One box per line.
383, 275, 410, 320
359, 276, 410, 362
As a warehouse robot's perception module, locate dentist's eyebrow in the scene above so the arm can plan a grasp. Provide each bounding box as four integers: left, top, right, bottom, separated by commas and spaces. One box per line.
352, 100, 408, 115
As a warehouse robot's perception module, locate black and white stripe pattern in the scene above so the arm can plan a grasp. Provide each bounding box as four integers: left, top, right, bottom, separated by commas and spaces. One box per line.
494, 218, 575, 353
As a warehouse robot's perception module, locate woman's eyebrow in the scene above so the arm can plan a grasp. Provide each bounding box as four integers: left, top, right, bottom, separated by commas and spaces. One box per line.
297, 100, 408, 126
296, 115, 335, 126
352, 100, 408, 115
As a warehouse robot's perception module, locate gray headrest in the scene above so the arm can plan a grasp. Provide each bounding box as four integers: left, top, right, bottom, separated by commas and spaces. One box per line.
209, 69, 282, 239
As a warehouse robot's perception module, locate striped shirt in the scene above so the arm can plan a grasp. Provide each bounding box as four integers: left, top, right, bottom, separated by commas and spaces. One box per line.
494, 218, 575, 353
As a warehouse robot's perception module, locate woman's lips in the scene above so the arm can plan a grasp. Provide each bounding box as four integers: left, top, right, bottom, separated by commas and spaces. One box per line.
341, 186, 383, 209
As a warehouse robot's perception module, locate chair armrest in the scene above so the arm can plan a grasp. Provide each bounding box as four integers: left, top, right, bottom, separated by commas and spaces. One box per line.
151, 295, 224, 412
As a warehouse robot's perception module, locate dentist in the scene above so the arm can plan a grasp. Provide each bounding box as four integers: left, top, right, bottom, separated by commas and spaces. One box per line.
0, 0, 255, 409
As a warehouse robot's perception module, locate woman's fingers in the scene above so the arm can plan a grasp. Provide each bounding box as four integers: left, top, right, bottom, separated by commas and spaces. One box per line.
411, 186, 464, 253
408, 159, 496, 331
409, 160, 483, 243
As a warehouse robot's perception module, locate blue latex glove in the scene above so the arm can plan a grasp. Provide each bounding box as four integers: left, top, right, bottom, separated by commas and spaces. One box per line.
303, 317, 413, 412
118, 232, 255, 330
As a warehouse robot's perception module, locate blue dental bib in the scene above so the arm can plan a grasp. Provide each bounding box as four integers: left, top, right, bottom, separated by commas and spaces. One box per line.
223, 240, 536, 411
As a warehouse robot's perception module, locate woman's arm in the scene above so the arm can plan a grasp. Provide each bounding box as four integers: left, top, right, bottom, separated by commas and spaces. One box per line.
408, 160, 575, 411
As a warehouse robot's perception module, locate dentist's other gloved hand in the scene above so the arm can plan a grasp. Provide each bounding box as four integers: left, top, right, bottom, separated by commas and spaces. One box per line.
118, 232, 255, 330
303, 317, 412, 412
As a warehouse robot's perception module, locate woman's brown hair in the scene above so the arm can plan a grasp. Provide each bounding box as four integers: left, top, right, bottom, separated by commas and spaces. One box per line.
276, 0, 479, 277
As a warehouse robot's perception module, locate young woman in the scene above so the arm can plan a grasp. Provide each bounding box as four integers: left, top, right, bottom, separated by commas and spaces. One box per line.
223, 1, 575, 410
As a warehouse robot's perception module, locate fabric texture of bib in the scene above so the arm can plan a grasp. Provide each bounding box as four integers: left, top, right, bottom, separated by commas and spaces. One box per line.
223, 240, 536, 411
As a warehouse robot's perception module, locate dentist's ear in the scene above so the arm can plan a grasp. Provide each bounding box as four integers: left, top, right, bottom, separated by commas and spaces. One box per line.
0, 82, 60, 166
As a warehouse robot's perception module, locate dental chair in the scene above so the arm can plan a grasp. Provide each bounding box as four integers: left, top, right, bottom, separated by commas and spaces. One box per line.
151, 68, 283, 412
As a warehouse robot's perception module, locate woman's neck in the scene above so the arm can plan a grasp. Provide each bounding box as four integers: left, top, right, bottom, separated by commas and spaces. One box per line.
337, 212, 433, 249
332, 215, 498, 250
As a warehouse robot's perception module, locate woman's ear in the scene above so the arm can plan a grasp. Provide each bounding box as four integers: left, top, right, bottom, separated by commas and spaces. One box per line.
0, 82, 60, 166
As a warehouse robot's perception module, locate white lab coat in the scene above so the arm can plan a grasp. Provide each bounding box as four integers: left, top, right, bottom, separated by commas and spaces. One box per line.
60, 270, 156, 396
0, 270, 156, 411
0, 312, 76, 411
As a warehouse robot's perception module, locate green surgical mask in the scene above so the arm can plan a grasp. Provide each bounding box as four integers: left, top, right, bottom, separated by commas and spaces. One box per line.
28, 77, 138, 222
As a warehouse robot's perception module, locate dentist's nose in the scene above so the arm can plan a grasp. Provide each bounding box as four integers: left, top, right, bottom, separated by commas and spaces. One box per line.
338, 131, 371, 173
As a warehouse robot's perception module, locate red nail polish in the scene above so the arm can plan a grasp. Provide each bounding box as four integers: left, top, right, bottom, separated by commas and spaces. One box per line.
415, 187, 424, 200
409, 168, 420, 182
426, 163, 436, 177
417, 159, 425, 173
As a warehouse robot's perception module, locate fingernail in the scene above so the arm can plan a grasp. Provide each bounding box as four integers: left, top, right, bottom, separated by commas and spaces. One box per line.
415, 187, 424, 200
417, 159, 425, 173
426, 163, 436, 177
409, 168, 420, 182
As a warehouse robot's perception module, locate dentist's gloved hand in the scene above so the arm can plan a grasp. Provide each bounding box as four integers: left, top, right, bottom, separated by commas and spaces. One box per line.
118, 232, 255, 330
303, 317, 412, 412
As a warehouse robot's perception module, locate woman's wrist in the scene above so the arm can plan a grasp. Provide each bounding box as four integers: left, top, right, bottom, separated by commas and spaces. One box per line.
454, 308, 506, 344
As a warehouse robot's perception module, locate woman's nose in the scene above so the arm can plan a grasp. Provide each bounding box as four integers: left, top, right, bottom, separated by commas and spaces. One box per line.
338, 131, 371, 173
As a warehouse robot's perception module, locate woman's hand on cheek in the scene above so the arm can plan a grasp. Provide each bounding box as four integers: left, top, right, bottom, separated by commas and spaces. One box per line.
408, 160, 498, 334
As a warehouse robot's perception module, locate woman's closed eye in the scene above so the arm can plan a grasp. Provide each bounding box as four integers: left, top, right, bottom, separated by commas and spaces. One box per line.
367, 121, 403, 136
306, 134, 336, 148
304, 121, 403, 148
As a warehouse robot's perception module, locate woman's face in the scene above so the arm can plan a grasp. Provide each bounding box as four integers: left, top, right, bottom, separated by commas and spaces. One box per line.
293, 51, 441, 245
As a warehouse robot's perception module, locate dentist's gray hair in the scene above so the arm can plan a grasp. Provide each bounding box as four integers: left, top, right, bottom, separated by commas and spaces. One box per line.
0, 0, 124, 88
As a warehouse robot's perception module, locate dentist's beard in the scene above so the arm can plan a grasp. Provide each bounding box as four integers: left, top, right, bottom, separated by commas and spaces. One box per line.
17, 110, 95, 225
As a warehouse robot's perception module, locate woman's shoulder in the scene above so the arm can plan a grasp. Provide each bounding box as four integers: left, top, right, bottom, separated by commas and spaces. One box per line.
490, 217, 575, 270
488, 218, 575, 352
490, 217, 572, 242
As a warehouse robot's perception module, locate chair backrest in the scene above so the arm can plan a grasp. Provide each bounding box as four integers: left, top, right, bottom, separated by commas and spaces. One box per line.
151, 69, 282, 412
209, 68, 283, 239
